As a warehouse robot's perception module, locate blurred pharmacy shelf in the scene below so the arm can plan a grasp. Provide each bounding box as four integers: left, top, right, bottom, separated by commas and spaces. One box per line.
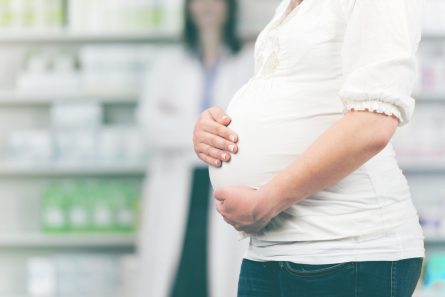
0, 31, 261, 46
0, 31, 180, 45
0, 94, 441, 107
0, 92, 440, 107
0, 233, 135, 249
0, 159, 443, 177
0, 29, 436, 46
0, 0, 269, 296
399, 160, 445, 172
0, 163, 146, 177
383, 4, 445, 287
416, 94, 445, 103
398, 160, 445, 174
0, 90, 138, 106
423, 33, 445, 40
0, 92, 441, 107
426, 238, 445, 246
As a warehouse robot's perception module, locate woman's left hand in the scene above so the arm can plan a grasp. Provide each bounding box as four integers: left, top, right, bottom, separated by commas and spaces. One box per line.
213, 186, 275, 233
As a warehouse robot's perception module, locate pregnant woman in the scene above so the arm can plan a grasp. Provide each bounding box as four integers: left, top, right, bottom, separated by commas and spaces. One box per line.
193, 0, 425, 296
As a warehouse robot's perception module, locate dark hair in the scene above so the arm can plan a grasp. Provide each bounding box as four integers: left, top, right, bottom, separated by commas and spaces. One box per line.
183, 0, 243, 56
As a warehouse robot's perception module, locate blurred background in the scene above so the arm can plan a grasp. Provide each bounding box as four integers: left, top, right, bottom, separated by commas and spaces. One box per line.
0, 0, 442, 296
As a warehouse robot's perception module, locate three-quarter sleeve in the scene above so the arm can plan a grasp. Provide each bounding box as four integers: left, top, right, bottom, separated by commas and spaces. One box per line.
338, 0, 422, 126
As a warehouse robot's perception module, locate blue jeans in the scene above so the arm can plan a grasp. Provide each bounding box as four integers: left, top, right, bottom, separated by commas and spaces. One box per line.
238, 257, 423, 297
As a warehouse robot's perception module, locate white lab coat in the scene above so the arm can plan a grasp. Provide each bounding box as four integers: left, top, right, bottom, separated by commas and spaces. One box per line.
136, 43, 254, 297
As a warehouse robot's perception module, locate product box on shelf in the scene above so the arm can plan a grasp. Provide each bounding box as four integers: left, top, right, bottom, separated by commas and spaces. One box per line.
41, 180, 140, 234
424, 254, 445, 293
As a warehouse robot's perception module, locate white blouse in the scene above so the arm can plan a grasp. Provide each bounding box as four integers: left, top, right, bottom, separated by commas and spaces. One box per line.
208, 0, 424, 250
245, 211, 425, 264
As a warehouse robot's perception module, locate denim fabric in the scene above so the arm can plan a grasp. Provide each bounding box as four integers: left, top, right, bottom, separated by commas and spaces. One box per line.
238, 257, 423, 297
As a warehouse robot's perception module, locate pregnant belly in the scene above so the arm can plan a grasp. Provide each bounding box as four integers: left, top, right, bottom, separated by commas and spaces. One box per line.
209, 80, 343, 190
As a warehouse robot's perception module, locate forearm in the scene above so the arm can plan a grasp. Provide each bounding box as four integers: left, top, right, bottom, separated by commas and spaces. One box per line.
260, 110, 399, 218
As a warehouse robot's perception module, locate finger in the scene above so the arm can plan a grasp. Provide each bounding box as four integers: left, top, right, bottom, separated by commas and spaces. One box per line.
198, 153, 222, 168
200, 118, 238, 144
207, 106, 232, 126
216, 204, 238, 227
215, 200, 224, 212
197, 143, 231, 162
198, 131, 238, 154
213, 188, 226, 201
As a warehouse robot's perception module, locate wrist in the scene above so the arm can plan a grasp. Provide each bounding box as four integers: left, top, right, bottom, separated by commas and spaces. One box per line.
261, 176, 302, 217
256, 182, 285, 220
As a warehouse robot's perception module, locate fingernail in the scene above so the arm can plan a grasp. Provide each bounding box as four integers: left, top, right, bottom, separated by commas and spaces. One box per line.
215, 160, 220, 166
230, 135, 237, 142
222, 153, 227, 160
228, 145, 235, 152
222, 115, 229, 121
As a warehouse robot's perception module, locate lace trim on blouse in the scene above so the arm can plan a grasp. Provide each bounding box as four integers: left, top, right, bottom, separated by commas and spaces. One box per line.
254, 3, 301, 78
254, 27, 281, 77
342, 99, 404, 125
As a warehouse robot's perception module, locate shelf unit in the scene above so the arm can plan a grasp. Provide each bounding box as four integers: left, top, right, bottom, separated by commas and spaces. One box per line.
0, 163, 146, 177
399, 160, 445, 173
0, 233, 135, 249
413, 93, 445, 104
415, 94, 445, 103
0, 91, 139, 106
425, 237, 445, 245
0, 31, 180, 45
0, 92, 440, 107
406, 29, 445, 295
422, 32, 445, 40
0, 12, 166, 297
0, 25, 436, 45
0, 161, 440, 177
0, 30, 261, 46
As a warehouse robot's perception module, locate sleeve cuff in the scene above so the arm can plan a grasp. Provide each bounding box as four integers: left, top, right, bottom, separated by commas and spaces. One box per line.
341, 99, 404, 126
338, 89, 416, 127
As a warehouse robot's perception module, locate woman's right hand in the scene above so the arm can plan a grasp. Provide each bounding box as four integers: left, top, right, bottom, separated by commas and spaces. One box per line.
193, 106, 239, 167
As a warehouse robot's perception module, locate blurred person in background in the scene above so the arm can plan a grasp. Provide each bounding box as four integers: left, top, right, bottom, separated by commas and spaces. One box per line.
136, 0, 253, 297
